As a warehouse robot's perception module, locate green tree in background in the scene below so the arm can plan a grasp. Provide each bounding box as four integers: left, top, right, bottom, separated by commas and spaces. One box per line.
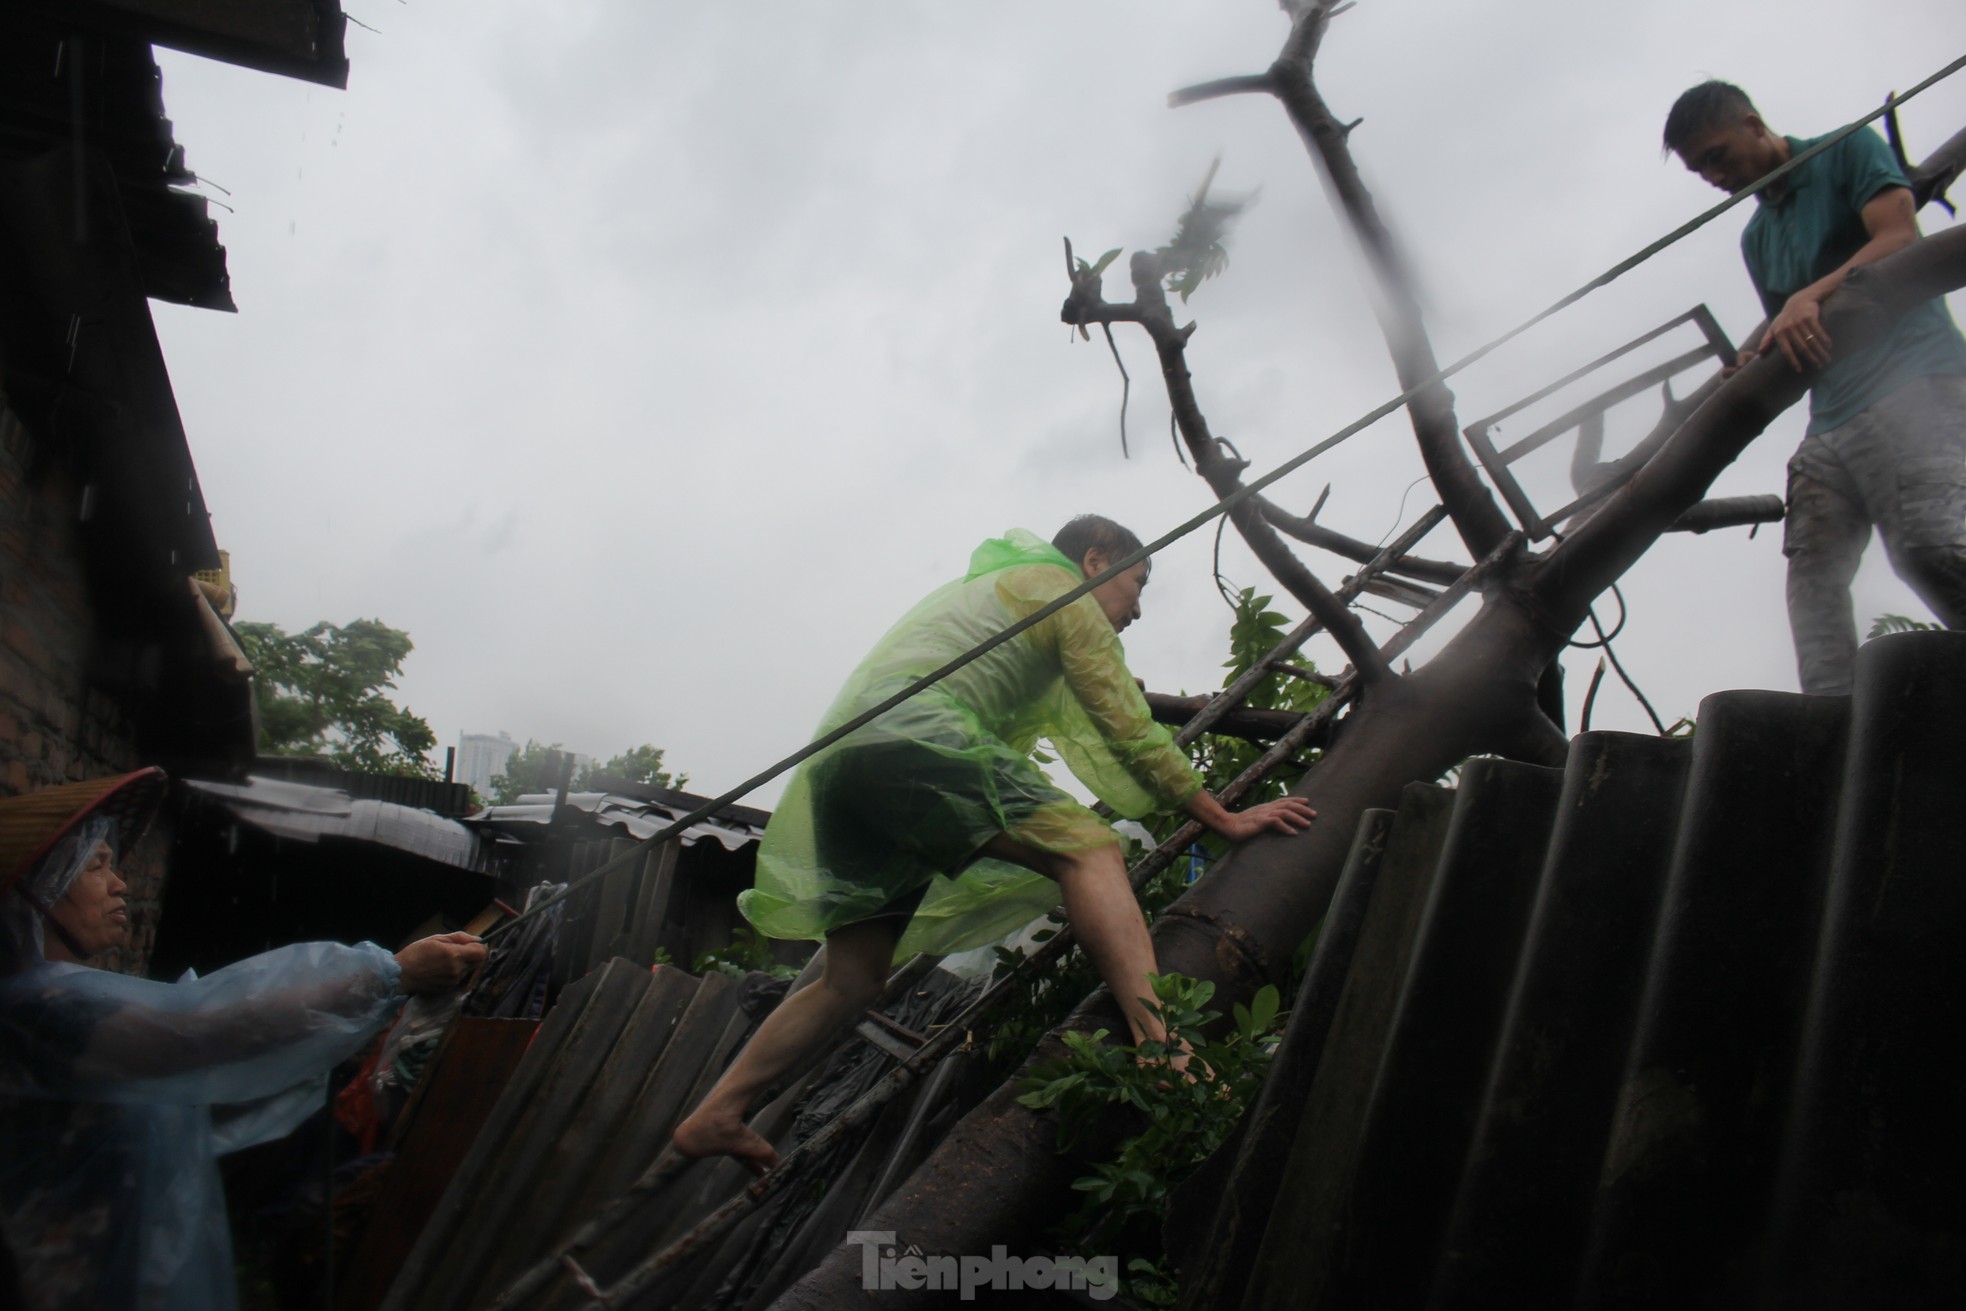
235, 619, 438, 778
592, 743, 687, 791
489, 740, 687, 805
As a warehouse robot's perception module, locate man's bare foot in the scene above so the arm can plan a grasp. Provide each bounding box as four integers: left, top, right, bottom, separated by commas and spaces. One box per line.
672, 1109, 781, 1177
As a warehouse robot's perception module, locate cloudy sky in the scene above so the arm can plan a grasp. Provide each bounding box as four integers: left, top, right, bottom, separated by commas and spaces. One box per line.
149, 1, 1966, 805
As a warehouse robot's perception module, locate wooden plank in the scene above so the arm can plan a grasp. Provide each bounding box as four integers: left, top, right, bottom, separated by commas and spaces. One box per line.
589, 837, 639, 971
583, 969, 742, 1209
562, 977, 778, 1298
549, 842, 604, 996
639, 839, 684, 965
472, 965, 699, 1297
336, 1018, 539, 1311
448, 959, 654, 1311
627, 841, 678, 966
377, 969, 604, 1311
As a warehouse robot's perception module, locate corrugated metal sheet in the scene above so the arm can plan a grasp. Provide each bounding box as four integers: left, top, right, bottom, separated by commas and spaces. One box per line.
468, 789, 765, 853
1173, 629, 1966, 1310
183, 775, 495, 872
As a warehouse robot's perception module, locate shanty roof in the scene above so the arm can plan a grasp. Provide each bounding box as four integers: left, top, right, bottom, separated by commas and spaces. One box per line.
0, 16, 233, 311
465, 785, 767, 853
183, 775, 496, 873
13, 0, 350, 90
1174, 628, 1966, 1311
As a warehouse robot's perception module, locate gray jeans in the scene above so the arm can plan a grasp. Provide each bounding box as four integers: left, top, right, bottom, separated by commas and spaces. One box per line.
1784, 372, 1966, 695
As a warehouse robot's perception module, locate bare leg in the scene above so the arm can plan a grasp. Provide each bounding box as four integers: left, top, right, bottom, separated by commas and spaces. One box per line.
671, 917, 898, 1174
980, 835, 1168, 1050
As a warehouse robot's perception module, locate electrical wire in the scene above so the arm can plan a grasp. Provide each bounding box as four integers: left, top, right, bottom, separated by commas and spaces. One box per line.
1588, 599, 1668, 735
1212, 514, 1242, 611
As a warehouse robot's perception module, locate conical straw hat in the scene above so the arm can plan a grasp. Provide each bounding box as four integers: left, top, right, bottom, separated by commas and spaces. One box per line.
0, 768, 168, 895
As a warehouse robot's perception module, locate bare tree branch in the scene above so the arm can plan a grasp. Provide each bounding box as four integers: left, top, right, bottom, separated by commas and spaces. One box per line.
1193, 3, 1518, 559
1908, 122, 1965, 210
1168, 73, 1276, 108
1258, 494, 1465, 583
1106, 247, 1396, 683
1146, 691, 1320, 743
1668, 494, 1786, 534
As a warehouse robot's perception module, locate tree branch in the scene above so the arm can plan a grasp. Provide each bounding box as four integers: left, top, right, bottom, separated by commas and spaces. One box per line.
1146, 691, 1320, 743
1116, 248, 1396, 684
1908, 123, 1966, 211
1668, 494, 1786, 535
1167, 73, 1276, 108
1251, 4, 1517, 559
1257, 494, 1466, 584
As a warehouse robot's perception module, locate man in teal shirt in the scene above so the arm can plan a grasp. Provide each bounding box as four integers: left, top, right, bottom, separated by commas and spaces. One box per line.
1664, 81, 1966, 694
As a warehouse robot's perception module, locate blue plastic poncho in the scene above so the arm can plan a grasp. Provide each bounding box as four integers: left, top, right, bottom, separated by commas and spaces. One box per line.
0, 821, 406, 1311
738, 529, 1203, 956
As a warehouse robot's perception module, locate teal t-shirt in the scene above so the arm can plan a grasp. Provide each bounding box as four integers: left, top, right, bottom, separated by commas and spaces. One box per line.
1741, 128, 1966, 436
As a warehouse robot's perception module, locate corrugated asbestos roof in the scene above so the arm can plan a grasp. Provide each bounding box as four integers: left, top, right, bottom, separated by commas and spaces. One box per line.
183, 775, 495, 872
466, 789, 766, 853
1170, 629, 1966, 1311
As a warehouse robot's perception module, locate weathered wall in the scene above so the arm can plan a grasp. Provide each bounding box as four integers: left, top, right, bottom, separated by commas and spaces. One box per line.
0, 398, 165, 975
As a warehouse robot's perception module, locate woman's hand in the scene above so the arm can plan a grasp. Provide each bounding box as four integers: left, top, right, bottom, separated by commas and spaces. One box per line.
394, 932, 488, 995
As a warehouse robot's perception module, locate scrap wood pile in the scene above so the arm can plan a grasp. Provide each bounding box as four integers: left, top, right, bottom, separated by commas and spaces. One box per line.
347, 954, 988, 1311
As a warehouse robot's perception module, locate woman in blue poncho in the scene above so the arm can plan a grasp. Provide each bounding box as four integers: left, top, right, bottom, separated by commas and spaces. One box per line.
675, 516, 1315, 1172
0, 769, 486, 1311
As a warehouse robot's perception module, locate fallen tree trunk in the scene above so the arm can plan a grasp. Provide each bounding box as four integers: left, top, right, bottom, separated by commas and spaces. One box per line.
768, 222, 1966, 1311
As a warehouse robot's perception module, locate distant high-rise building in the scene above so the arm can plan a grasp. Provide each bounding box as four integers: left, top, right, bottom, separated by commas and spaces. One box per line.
456, 731, 517, 796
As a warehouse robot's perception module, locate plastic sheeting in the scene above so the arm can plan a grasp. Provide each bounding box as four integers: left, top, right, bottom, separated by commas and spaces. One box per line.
739, 529, 1201, 956
0, 941, 405, 1310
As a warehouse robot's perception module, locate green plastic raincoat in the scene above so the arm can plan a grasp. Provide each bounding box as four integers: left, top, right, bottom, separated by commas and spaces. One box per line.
738, 529, 1203, 956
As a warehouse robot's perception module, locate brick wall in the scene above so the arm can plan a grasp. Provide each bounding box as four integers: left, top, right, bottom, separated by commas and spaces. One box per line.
1, 400, 163, 975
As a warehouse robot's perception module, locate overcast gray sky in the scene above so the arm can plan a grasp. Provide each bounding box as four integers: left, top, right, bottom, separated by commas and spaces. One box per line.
149, 1, 1966, 805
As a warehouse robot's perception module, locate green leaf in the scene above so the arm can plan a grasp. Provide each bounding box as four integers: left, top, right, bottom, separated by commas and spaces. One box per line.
1868, 612, 1939, 639
1091, 247, 1123, 276
1248, 984, 1280, 1034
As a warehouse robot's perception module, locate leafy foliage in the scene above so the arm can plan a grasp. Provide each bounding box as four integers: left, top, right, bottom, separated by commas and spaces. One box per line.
985, 909, 1100, 1067
235, 619, 437, 777
1185, 587, 1327, 818
1868, 612, 1941, 639
1017, 972, 1287, 1305
594, 743, 688, 790
1158, 158, 1251, 303
488, 740, 687, 805
692, 924, 798, 981
1074, 246, 1124, 282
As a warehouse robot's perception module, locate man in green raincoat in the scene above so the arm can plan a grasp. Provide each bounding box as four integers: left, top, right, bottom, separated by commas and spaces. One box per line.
674, 516, 1316, 1172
